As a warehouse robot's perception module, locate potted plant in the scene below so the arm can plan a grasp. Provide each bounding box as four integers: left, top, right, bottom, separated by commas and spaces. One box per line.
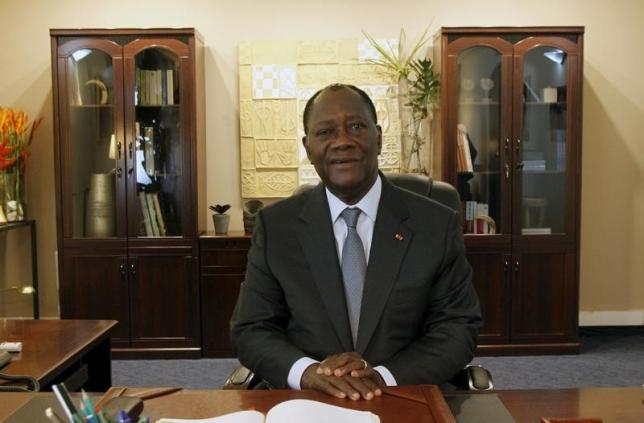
362, 26, 440, 174
209, 204, 231, 234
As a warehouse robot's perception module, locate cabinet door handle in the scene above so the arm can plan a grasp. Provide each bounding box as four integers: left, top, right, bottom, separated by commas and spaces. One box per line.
515, 162, 524, 170
130, 263, 137, 277
503, 259, 509, 272
115, 167, 123, 177
514, 260, 520, 272
516, 138, 521, 152
117, 141, 122, 159
128, 141, 133, 159
504, 163, 510, 179
119, 263, 127, 278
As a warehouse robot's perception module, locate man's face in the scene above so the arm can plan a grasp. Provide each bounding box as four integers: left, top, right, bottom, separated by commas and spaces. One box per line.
303, 87, 382, 205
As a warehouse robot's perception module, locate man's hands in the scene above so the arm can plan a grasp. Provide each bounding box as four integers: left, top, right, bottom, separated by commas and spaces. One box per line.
300, 353, 384, 400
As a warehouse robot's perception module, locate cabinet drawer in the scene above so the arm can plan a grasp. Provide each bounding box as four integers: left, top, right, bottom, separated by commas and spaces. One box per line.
201, 249, 249, 267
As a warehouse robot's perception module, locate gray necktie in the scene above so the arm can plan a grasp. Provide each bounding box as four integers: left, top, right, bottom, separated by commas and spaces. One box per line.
340, 207, 366, 347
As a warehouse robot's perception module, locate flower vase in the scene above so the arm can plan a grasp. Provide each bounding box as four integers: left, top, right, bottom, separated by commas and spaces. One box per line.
1, 169, 25, 222
398, 79, 431, 174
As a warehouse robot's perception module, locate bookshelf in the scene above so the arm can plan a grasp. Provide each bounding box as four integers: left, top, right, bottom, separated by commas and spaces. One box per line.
51, 28, 206, 358
434, 27, 584, 355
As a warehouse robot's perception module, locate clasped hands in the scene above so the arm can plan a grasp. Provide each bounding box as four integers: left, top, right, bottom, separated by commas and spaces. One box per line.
301, 352, 385, 400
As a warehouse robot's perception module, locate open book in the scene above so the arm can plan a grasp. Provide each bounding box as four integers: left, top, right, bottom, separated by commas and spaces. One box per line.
158, 399, 379, 423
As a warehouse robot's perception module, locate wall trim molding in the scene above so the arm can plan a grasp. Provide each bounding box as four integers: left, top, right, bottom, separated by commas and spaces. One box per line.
579, 310, 644, 326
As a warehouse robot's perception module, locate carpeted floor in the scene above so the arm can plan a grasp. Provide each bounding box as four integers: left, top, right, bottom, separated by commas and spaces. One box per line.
112, 327, 644, 389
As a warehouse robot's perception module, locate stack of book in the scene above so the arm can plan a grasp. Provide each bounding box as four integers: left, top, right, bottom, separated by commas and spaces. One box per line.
139, 191, 166, 237
136, 68, 175, 106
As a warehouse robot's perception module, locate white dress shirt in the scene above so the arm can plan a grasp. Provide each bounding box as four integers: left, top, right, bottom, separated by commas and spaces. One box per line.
287, 175, 397, 389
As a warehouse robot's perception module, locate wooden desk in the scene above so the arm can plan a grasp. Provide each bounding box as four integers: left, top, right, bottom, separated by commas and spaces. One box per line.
0, 319, 115, 391
1, 386, 642, 422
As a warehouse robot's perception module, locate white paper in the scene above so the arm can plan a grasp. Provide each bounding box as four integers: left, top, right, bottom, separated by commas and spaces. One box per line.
158, 410, 265, 423
266, 399, 379, 423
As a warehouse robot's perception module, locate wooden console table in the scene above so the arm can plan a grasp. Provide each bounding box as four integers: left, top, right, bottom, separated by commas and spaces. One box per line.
0, 319, 115, 391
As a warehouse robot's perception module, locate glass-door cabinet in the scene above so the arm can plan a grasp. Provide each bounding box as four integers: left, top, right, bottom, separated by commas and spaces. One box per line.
435, 27, 583, 354
52, 29, 205, 357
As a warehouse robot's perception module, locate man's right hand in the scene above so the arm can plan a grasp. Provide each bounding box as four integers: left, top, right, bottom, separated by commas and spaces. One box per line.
301, 363, 383, 400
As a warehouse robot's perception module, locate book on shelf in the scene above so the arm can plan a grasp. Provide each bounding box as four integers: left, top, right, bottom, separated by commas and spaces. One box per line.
474, 203, 489, 234
139, 192, 154, 236
167, 69, 174, 104
157, 399, 379, 423
521, 227, 552, 235
463, 200, 477, 234
145, 192, 160, 236
151, 192, 167, 236
456, 124, 474, 173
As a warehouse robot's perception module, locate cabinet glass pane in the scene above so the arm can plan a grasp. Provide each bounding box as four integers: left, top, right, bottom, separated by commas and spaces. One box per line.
134, 48, 182, 237
66, 49, 117, 238
457, 47, 502, 235
521, 47, 568, 235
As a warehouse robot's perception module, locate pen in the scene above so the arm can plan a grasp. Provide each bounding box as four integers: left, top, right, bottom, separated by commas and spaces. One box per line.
118, 410, 132, 423
131, 386, 182, 400
52, 384, 75, 423
45, 407, 63, 423
81, 390, 99, 423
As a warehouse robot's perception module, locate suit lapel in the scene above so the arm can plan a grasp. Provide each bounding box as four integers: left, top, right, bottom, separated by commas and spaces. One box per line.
297, 185, 353, 352
356, 179, 412, 353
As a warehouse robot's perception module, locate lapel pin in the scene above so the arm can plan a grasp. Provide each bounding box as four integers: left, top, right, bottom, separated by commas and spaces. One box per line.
394, 233, 404, 241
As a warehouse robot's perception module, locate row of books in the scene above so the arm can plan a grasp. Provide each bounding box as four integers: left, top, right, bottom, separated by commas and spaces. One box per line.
136, 68, 175, 106
139, 191, 167, 236
456, 124, 474, 173
463, 201, 494, 234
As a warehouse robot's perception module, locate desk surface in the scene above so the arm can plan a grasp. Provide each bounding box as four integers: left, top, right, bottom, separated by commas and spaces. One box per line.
0, 319, 116, 389
1, 386, 643, 422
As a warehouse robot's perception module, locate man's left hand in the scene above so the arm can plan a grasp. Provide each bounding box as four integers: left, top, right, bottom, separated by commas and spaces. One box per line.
316, 352, 385, 391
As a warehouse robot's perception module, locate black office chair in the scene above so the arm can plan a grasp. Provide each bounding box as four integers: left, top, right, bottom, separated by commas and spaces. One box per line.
224, 174, 493, 391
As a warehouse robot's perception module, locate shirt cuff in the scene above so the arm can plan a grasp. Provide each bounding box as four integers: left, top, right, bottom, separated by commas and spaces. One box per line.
373, 365, 397, 386
287, 357, 319, 389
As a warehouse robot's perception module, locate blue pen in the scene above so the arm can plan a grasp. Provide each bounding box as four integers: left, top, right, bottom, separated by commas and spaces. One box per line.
118, 410, 132, 423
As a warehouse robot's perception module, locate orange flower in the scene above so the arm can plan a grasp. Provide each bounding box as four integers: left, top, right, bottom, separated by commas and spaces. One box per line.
0, 107, 42, 172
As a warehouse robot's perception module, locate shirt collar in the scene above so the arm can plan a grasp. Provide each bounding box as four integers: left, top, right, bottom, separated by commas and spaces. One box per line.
326, 175, 382, 223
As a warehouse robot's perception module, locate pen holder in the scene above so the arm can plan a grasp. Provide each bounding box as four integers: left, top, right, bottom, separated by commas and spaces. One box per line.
101, 396, 144, 422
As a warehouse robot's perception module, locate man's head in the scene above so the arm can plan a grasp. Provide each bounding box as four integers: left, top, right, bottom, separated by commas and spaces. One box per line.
302, 84, 382, 205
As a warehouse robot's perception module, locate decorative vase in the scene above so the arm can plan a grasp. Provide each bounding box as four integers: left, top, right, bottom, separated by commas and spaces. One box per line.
85, 173, 116, 237
398, 79, 432, 175
213, 214, 230, 235
243, 199, 264, 234
1, 169, 25, 222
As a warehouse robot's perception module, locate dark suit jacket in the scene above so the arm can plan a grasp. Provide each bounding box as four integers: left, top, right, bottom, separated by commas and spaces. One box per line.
231, 175, 481, 388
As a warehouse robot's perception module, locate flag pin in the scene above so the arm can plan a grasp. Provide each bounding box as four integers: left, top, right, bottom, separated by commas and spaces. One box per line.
394, 233, 404, 241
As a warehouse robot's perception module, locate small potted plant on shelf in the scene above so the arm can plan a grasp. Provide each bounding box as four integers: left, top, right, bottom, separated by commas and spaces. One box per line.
209, 204, 231, 235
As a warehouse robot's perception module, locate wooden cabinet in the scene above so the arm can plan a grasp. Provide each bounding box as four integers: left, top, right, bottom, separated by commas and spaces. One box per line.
51, 28, 206, 358
200, 233, 251, 357
434, 27, 583, 354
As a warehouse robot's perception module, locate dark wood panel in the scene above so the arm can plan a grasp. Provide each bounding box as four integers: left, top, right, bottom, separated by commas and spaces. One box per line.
511, 248, 577, 340
61, 253, 130, 342
200, 235, 250, 357
467, 251, 509, 343
129, 254, 200, 348
201, 274, 244, 357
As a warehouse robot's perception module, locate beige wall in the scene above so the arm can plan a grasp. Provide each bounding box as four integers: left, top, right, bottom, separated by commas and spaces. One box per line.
1, 0, 642, 320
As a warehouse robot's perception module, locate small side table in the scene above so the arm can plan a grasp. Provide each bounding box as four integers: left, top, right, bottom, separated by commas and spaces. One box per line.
0, 220, 39, 318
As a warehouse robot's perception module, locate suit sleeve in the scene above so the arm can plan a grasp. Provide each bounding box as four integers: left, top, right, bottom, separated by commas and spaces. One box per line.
230, 211, 307, 388
380, 210, 482, 385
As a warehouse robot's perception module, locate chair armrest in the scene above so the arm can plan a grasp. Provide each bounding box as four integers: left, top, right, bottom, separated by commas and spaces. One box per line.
448, 365, 494, 391
223, 365, 257, 390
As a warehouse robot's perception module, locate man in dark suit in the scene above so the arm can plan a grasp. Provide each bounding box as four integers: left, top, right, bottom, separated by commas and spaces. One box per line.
231, 83, 481, 400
